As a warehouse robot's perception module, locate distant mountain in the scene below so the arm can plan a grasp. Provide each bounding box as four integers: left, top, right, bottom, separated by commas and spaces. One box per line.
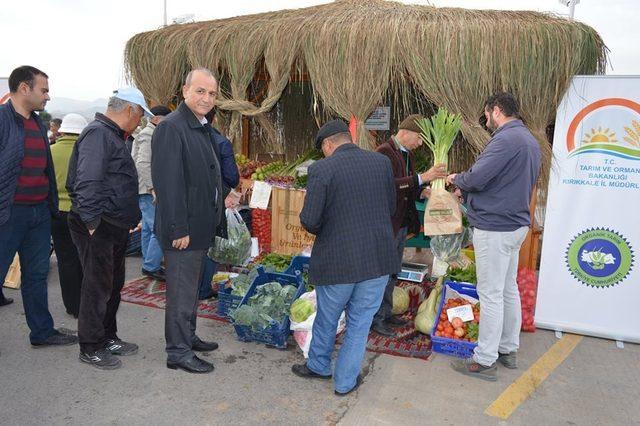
47, 97, 108, 120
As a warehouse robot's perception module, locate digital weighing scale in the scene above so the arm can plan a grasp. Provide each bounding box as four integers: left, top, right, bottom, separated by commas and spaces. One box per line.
397, 261, 429, 282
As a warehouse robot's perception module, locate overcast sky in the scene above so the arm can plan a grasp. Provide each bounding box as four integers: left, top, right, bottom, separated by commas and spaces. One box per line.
1, 0, 637, 101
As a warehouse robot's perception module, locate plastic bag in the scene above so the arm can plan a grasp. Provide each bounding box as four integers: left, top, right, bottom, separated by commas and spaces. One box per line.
290, 291, 346, 358
209, 209, 252, 266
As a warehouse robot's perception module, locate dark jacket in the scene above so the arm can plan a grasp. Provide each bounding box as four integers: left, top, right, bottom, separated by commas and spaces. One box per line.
376, 139, 422, 236
151, 102, 223, 251
300, 143, 398, 286
211, 127, 239, 240
0, 100, 59, 225
211, 128, 239, 190
66, 113, 141, 230
454, 120, 541, 232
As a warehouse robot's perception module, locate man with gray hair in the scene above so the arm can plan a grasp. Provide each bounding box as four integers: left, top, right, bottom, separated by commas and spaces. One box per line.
67, 87, 152, 370
152, 68, 223, 374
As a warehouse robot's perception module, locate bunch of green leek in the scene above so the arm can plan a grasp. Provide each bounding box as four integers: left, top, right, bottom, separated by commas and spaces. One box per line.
416, 108, 462, 189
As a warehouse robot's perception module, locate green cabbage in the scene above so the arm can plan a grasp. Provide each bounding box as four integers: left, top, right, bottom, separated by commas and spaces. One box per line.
392, 287, 410, 315
290, 298, 315, 323
231, 281, 298, 331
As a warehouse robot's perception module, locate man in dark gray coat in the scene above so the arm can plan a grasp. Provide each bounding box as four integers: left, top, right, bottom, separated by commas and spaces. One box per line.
291, 120, 398, 396
151, 68, 223, 374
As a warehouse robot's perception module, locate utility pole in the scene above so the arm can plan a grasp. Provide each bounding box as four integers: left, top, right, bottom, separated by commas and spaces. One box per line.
163, 0, 167, 26
559, 0, 580, 20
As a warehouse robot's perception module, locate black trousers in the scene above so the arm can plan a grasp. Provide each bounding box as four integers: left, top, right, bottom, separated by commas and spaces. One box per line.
373, 227, 408, 323
68, 212, 128, 352
51, 211, 83, 316
164, 249, 206, 362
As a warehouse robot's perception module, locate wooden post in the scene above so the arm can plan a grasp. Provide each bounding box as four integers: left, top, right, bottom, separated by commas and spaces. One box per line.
242, 116, 250, 157
518, 187, 542, 271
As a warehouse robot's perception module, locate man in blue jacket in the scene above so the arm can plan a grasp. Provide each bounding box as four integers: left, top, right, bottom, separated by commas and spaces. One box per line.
198, 107, 240, 300
447, 92, 541, 381
67, 87, 149, 370
0, 65, 77, 346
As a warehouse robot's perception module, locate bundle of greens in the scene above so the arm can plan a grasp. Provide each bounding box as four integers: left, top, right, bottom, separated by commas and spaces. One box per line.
229, 272, 254, 297
230, 281, 298, 331
415, 108, 462, 189
447, 264, 477, 284
255, 253, 293, 272
209, 210, 252, 266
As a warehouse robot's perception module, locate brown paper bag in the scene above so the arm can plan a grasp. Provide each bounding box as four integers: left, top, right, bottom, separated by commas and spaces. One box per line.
3, 254, 21, 289
271, 187, 315, 255
424, 187, 463, 236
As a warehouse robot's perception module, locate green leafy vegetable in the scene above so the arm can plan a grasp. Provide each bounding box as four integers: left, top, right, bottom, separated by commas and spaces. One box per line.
290, 298, 315, 323
416, 108, 462, 190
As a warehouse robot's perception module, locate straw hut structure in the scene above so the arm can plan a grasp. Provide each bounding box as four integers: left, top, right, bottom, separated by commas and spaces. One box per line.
124, 0, 607, 184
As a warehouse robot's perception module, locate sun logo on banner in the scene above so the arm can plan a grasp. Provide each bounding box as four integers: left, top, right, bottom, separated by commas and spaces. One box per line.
582, 127, 618, 144
566, 98, 640, 161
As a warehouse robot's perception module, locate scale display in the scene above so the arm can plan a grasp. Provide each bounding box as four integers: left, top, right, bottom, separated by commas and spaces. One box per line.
397, 261, 429, 283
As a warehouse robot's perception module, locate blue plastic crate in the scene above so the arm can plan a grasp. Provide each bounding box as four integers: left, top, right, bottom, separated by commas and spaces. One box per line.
125, 229, 141, 256
232, 267, 305, 349
217, 286, 243, 318
430, 281, 479, 359
284, 255, 310, 277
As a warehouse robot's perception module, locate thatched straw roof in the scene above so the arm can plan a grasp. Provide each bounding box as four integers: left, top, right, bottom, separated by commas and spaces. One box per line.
124, 0, 607, 182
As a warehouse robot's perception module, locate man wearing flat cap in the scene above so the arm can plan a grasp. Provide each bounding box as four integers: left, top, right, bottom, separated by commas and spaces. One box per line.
291, 120, 397, 396
371, 114, 447, 337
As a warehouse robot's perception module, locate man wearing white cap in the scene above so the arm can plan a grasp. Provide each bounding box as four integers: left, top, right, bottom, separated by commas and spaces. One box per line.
66, 87, 151, 370
50, 113, 88, 318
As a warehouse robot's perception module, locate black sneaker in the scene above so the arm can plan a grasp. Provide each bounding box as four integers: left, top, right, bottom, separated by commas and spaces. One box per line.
105, 339, 139, 356
142, 268, 166, 281
79, 348, 122, 370
0, 296, 13, 307
31, 329, 78, 347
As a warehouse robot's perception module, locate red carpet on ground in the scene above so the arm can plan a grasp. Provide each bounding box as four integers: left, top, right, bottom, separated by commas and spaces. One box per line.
121, 277, 433, 360
120, 276, 228, 323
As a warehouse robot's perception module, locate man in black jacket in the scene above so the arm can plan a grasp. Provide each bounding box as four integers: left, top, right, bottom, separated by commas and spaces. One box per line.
151, 68, 223, 374
67, 87, 149, 370
291, 120, 398, 395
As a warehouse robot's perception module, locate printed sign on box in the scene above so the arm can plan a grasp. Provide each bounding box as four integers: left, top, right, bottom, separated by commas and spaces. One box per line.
271, 187, 315, 255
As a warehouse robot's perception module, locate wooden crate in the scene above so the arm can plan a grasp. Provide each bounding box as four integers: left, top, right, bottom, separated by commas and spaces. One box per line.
519, 226, 542, 271
271, 187, 315, 255
518, 187, 542, 271
3, 254, 21, 289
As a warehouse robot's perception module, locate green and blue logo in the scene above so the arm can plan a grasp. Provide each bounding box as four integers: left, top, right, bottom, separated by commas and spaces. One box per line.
565, 228, 634, 288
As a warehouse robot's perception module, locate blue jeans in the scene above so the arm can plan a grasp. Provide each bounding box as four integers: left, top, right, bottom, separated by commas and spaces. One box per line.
139, 194, 163, 272
198, 256, 218, 299
0, 203, 55, 342
307, 275, 388, 393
